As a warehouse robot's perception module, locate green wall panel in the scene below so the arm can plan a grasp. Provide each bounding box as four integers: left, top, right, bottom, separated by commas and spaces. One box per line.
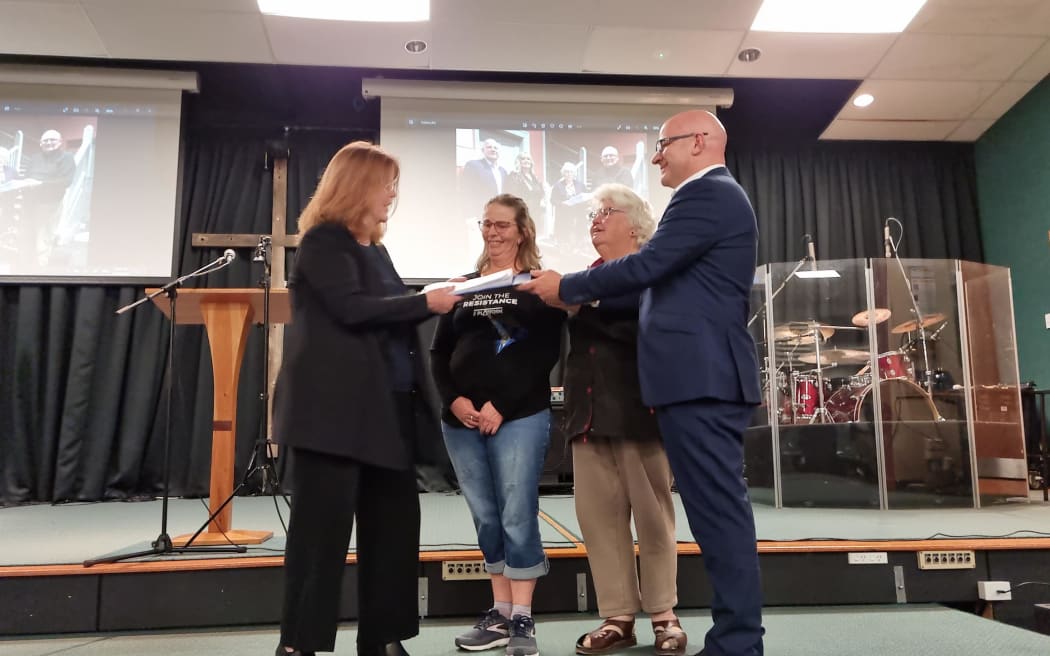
975, 77, 1050, 386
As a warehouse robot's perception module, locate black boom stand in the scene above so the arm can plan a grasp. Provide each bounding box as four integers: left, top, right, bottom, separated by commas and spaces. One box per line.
175, 236, 290, 551
84, 251, 247, 567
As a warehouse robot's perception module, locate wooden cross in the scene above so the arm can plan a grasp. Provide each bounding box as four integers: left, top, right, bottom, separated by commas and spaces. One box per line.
192, 157, 296, 442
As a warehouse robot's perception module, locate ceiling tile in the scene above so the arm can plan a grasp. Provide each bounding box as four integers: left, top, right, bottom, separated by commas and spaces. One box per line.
972, 81, 1037, 119
839, 79, 1001, 120
84, 0, 261, 11
84, 5, 272, 62
0, 0, 107, 57
908, 0, 1050, 37
821, 119, 960, 141
582, 27, 744, 76
432, 0, 598, 25
593, 0, 763, 30
264, 15, 431, 68
726, 32, 895, 79
872, 33, 1045, 80
1012, 40, 1050, 81
430, 21, 589, 73
946, 118, 996, 141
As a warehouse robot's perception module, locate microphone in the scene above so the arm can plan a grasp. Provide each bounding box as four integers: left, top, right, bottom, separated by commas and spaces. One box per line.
252, 236, 271, 263
805, 234, 816, 271
884, 220, 893, 258
223, 248, 236, 263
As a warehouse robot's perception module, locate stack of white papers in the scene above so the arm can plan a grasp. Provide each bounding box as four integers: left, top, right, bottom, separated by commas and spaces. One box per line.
421, 268, 532, 295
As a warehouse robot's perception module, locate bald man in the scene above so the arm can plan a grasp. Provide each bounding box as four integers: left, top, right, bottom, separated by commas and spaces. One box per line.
521, 110, 764, 656
21, 129, 76, 265
590, 145, 633, 189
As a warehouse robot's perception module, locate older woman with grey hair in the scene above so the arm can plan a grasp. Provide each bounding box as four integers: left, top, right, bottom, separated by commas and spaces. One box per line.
563, 183, 686, 656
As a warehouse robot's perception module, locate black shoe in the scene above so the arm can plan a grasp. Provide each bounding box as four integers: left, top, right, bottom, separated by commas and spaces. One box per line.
275, 647, 315, 656
358, 641, 410, 656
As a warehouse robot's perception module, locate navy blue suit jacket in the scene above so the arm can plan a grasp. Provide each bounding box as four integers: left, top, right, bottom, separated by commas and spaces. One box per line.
559, 166, 762, 408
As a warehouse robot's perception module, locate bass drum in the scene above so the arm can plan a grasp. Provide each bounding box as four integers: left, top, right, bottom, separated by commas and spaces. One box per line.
851, 378, 940, 423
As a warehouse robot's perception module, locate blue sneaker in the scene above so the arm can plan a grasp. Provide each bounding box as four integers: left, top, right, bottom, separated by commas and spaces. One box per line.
507, 615, 538, 656
456, 608, 511, 651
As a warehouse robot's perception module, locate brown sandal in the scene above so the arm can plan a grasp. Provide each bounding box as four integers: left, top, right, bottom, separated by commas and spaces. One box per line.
652, 618, 687, 656
575, 617, 637, 655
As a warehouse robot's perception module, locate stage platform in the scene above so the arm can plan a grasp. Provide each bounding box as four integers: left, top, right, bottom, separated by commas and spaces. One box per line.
4, 606, 1050, 656
3, 493, 1050, 638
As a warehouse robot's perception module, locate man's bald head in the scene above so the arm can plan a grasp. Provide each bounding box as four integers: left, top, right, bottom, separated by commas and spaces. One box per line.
651, 109, 727, 189
39, 129, 63, 153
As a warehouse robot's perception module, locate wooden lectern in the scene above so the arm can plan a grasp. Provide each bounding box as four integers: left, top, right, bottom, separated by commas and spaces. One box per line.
148, 287, 291, 546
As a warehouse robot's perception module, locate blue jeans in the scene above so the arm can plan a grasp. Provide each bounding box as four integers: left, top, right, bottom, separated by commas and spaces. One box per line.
442, 409, 551, 579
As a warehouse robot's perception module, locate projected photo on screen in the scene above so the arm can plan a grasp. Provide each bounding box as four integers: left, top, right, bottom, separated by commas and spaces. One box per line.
452, 127, 658, 274
0, 83, 185, 283
0, 116, 97, 275
379, 106, 678, 281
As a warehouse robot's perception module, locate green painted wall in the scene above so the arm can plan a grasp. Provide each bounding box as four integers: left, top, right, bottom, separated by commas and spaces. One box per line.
975, 77, 1050, 387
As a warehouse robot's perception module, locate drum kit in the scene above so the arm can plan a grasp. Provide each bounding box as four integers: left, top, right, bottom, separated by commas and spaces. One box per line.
767, 308, 948, 425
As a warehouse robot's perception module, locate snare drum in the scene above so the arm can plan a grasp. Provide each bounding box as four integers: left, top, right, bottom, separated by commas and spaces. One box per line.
849, 372, 872, 388
877, 350, 914, 380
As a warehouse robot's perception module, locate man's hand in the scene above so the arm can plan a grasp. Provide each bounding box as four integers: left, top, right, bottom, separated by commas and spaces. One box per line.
519, 269, 563, 306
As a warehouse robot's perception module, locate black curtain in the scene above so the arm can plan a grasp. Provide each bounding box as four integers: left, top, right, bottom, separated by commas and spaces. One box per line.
0, 128, 361, 504
729, 141, 982, 263
0, 137, 981, 504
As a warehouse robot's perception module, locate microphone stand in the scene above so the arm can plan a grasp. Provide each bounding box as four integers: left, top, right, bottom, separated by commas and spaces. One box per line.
749, 254, 810, 418
748, 254, 810, 329
85, 252, 245, 566
177, 237, 290, 551
886, 224, 935, 394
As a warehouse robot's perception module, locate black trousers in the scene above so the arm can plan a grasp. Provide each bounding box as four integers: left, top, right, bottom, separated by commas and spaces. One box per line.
279, 447, 421, 653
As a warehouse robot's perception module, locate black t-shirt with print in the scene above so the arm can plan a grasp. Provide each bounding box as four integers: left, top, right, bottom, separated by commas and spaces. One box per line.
431, 273, 565, 427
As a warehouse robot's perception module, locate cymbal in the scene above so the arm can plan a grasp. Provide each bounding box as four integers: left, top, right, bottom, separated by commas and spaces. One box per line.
799, 349, 869, 365
891, 312, 947, 334
851, 308, 891, 327
797, 352, 833, 365
773, 323, 835, 342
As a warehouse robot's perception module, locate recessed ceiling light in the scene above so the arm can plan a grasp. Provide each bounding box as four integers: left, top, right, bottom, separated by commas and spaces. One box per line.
405, 40, 428, 53
257, 0, 429, 22
751, 0, 926, 33
738, 48, 762, 63
852, 93, 875, 107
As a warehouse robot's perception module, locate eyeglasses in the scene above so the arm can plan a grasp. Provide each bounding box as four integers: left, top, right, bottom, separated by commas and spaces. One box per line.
588, 207, 625, 221
654, 132, 707, 154
478, 220, 515, 231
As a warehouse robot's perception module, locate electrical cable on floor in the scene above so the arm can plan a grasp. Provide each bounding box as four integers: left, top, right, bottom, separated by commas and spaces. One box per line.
1000, 581, 1050, 593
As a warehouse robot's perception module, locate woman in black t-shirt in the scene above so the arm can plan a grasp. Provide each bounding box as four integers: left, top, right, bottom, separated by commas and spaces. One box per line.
431, 194, 565, 656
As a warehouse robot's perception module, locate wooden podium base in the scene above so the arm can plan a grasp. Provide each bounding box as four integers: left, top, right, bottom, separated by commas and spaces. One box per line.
172, 529, 273, 547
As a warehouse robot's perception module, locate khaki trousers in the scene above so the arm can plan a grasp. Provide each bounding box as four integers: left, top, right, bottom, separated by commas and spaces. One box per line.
572, 436, 678, 617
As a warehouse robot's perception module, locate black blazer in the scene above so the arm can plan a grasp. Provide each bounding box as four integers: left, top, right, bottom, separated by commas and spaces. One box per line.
272, 222, 440, 471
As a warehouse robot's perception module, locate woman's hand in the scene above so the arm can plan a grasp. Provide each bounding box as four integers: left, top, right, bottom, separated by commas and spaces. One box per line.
425, 286, 458, 314
478, 401, 503, 436
451, 396, 481, 429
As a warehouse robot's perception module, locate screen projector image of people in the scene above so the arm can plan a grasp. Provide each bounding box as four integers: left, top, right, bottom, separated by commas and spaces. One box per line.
380, 124, 673, 280
0, 83, 184, 281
